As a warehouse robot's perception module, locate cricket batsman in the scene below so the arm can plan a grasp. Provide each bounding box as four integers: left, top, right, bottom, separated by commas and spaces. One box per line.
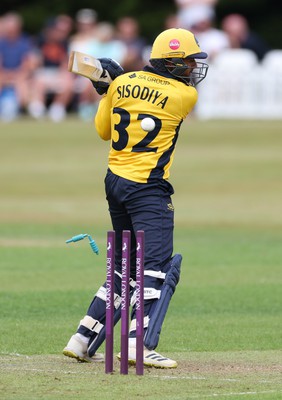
63, 28, 208, 368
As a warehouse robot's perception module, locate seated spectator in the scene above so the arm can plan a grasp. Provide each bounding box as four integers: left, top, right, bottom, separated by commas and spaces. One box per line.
116, 16, 146, 72
69, 8, 101, 121
87, 22, 127, 62
221, 14, 270, 61
56, 14, 74, 39
164, 14, 180, 29
70, 16, 127, 121
69, 8, 98, 54
0, 16, 4, 39
177, 4, 230, 61
28, 16, 74, 122
0, 12, 36, 121
175, 0, 217, 7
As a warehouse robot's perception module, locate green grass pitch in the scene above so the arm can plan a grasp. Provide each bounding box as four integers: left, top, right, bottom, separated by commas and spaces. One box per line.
0, 117, 282, 399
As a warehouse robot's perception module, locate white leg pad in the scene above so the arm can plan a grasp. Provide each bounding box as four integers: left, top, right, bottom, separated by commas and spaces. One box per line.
96, 286, 121, 309
144, 270, 166, 280
115, 270, 136, 288
129, 316, 150, 333
131, 287, 161, 306
144, 287, 161, 300
80, 315, 104, 334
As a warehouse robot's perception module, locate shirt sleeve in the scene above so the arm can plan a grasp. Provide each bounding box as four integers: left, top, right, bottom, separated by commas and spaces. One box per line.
182, 86, 198, 119
94, 94, 112, 141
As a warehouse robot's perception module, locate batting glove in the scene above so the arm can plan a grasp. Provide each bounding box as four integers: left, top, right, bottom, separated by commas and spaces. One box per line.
92, 58, 124, 95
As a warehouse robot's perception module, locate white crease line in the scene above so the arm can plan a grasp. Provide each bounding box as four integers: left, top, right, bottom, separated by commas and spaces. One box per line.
0, 353, 29, 357
0, 367, 98, 375
155, 375, 207, 381
1, 358, 281, 387
195, 390, 281, 398
1, 366, 281, 398
1, 366, 280, 385
153, 375, 277, 384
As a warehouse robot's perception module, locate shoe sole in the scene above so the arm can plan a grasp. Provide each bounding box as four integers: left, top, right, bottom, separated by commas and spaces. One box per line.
63, 349, 89, 363
129, 359, 177, 369
117, 354, 177, 369
63, 349, 104, 363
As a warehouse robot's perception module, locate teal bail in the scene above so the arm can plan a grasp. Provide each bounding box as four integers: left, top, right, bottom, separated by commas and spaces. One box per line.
66, 234, 99, 255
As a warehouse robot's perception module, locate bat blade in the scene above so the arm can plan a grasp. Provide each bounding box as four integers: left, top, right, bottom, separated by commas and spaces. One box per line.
68, 51, 112, 83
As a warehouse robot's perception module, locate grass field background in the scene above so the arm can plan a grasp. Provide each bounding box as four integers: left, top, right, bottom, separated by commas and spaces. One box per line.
0, 118, 282, 399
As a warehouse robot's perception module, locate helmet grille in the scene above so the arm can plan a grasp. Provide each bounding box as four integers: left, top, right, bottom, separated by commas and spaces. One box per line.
149, 58, 167, 72
150, 58, 208, 86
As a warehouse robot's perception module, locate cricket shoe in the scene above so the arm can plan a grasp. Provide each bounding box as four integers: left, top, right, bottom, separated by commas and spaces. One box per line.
63, 334, 104, 363
117, 346, 177, 369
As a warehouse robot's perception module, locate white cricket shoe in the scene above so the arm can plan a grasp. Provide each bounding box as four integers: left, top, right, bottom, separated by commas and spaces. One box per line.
28, 101, 46, 119
63, 334, 104, 363
118, 344, 177, 369
142, 348, 177, 368
48, 103, 66, 122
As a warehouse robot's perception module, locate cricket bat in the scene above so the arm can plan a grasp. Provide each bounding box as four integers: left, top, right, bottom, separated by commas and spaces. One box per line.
68, 51, 112, 83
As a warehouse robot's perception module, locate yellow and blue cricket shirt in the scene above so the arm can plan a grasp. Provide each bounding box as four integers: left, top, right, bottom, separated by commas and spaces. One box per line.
95, 67, 198, 183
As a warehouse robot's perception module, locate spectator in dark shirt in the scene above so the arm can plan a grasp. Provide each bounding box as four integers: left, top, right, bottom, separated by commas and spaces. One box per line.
28, 16, 74, 122
115, 16, 146, 72
221, 14, 270, 61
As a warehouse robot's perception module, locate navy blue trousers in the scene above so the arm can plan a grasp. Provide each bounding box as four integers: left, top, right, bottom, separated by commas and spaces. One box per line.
78, 169, 175, 340
105, 169, 175, 279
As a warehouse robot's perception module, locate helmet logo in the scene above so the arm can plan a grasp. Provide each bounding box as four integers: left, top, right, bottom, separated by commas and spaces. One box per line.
169, 39, 180, 50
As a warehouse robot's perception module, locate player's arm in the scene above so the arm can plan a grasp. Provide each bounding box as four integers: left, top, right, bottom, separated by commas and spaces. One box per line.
182, 86, 198, 118
94, 59, 124, 140
94, 94, 112, 140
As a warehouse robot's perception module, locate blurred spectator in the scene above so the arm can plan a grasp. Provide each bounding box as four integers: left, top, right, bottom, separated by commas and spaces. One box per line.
175, 0, 217, 7
0, 12, 36, 121
27, 16, 74, 122
221, 14, 270, 61
69, 8, 101, 121
177, 4, 230, 61
175, 0, 218, 26
0, 16, 5, 39
116, 16, 146, 71
69, 9, 98, 54
56, 14, 74, 39
164, 14, 180, 29
88, 22, 127, 61
70, 13, 127, 121
142, 14, 180, 65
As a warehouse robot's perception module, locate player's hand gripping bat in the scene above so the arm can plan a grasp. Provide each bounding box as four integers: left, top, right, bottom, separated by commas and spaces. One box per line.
68, 51, 124, 94
68, 51, 113, 83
